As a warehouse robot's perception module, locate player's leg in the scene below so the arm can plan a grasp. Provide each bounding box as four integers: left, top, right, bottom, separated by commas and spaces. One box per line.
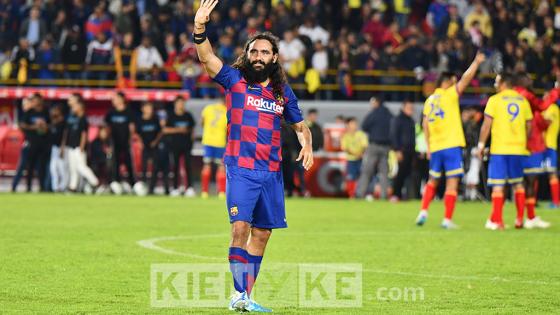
183, 144, 195, 196
241, 170, 286, 312
122, 145, 135, 186
356, 146, 376, 198
521, 154, 551, 229
200, 145, 214, 198
216, 162, 226, 198
486, 155, 506, 229
346, 160, 360, 198
439, 147, 464, 229
171, 149, 181, 192
416, 149, 443, 225
545, 149, 559, 207
225, 166, 261, 310
246, 227, 271, 296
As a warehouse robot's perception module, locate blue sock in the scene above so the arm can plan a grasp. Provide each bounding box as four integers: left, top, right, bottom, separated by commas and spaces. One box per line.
228, 247, 248, 293
247, 254, 263, 295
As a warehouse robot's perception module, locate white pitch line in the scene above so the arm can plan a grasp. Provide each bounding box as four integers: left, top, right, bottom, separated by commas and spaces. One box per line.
137, 233, 560, 286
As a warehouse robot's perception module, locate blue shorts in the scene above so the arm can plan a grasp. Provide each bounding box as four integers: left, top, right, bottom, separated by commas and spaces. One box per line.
346, 160, 362, 181
524, 152, 545, 175
226, 165, 287, 229
429, 147, 464, 179
488, 155, 525, 186
544, 148, 558, 173
203, 145, 226, 163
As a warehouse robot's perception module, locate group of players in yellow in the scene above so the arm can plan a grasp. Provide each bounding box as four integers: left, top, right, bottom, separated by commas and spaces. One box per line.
417, 52, 559, 230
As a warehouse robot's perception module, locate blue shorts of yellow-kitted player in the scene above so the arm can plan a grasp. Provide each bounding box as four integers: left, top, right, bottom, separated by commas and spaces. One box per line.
429, 147, 464, 179
488, 154, 525, 186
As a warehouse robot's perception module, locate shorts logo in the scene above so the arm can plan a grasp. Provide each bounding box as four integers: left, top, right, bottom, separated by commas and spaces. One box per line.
230, 206, 239, 216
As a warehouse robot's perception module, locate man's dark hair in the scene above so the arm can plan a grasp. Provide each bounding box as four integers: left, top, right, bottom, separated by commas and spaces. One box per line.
174, 95, 185, 102
514, 72, 531, 88
436, 71, 456, 87
499, 72, 514, 88
232, 32, 287, 104
345, 117, 356, 124
308, 108, 318, 115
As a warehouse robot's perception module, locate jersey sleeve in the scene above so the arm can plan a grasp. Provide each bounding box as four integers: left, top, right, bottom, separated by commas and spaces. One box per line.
484, 97, 495, 118
282, 85, 304, 124
212, 64, 242, 90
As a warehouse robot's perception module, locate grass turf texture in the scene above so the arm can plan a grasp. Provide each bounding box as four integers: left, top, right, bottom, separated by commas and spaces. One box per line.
1, 194, 560, 314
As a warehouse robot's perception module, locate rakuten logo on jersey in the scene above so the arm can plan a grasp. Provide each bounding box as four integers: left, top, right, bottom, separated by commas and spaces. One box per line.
247, 95, 283, 114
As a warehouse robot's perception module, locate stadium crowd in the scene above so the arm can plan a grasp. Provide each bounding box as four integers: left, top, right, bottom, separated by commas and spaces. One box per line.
1, 0, 560, 99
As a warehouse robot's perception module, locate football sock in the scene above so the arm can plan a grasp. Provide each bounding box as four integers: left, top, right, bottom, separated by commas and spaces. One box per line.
550, 178, 559, 205
420, 182, 436, 210
228, 247, 248, 293
514, 188, 525, 223
346, 180, 357, 198
246, 254, 263, 296
491, 191, 505, 223
444, 190, 457, 220
201, 167, 211, 193
526, 197, 537, 220
217, 169, 226, 193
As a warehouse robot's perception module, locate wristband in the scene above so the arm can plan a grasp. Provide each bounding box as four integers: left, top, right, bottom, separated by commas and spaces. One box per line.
193, 30, 207, 44
477, 142, 485, 150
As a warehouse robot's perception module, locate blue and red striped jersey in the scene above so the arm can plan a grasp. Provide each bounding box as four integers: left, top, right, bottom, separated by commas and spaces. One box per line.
213, 65, 303, 172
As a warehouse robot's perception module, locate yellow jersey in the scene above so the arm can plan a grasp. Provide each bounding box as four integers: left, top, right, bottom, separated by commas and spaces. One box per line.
201, 102, 227, 148
542, 103, 559, 150
422, 84, 465, 152
484, 89, 533, 155
341, 130, 368, 161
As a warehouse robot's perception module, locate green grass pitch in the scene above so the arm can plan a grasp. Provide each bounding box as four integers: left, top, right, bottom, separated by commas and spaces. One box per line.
1, 194, 560, 314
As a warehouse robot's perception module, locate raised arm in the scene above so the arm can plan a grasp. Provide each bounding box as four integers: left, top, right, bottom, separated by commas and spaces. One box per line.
291, 121, 313, 170
456, 52, 486, 95
194, 0, 223, 78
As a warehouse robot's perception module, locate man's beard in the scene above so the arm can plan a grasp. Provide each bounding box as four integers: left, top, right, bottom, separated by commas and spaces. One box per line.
241, 59, 276, 84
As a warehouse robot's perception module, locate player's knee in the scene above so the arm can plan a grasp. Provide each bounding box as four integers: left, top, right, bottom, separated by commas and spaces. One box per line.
231, 221, 250, 244
251, 228, 272, 243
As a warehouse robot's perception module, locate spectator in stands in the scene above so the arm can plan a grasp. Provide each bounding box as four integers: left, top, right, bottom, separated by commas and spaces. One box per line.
70, 0, 92, 28
426, 0, 448, 32
464, 2, 492, 39
50, 9, 67, 47
61, 25, 86, 81
90, 125, 112, 189
177, 55, 201, 95
163, 32, 180, 82
136, 101, 166, 195
11, 95, 34, 192
356, 96, 393, 199
85, 2, 113, 42
104, 92, 136, 188
85, 31, 112, 82
48, 104, 67, 192
361, 11, 386, 49
439, 4, 463, 39
136, 36, 163, 81
298, 16, 329, 45
11, 38, 34, 83
114, 31, 137, 88
164, 96, 196, 197
20, 93, 49, 192
36, 38, 58, 80
65, 94, 99, 192
341, 117, 368, 198
19, 6, 46, 47
390, 100, 416, 201
279, 29, 306, 79
393, 0, 411, 29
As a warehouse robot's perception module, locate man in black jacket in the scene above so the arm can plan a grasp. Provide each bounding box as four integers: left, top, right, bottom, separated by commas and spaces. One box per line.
390, 101, 416, 201
356, 96, 393, 199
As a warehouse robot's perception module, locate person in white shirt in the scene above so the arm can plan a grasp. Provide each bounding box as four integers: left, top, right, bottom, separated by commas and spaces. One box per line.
136, 36, 164, 80
298, 18, 329, 45
278, 29, 305, 74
